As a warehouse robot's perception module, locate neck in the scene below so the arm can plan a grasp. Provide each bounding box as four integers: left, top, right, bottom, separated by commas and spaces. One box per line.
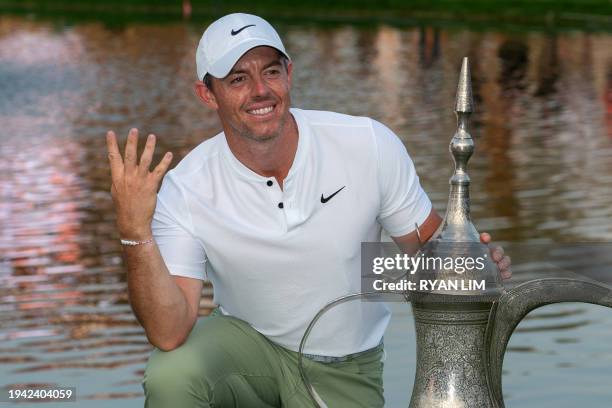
225, 113, 299, 189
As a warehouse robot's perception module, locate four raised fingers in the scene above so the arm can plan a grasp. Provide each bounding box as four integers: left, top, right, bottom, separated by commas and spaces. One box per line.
107, 128, 172, 181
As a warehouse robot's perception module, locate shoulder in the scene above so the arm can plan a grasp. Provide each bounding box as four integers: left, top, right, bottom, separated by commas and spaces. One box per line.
292, 108, 379, 153
293, 108, 373, 131
293, 108, 403, 151
167, 132, 225, 180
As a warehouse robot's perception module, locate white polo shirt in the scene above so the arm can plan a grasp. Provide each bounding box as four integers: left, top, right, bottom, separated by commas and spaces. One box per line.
152, 108, 432, 357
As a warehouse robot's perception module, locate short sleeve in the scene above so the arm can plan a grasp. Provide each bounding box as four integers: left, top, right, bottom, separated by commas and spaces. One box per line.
373, 119, 432, 237
152, 172, 207, 280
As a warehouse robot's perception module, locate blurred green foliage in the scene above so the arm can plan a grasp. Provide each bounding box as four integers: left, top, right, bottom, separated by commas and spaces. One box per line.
1, 0, 611, 31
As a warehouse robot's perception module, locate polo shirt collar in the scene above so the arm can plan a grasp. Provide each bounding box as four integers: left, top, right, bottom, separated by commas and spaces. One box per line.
221, 108, 311, 183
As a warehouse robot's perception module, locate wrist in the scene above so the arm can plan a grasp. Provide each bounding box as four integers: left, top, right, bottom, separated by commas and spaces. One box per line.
119, 227, 152, 242
121, 237, 154, 247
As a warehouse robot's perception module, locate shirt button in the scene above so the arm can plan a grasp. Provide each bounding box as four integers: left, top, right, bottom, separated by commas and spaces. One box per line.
267, 180, 273, 186
278, 202, 284, 209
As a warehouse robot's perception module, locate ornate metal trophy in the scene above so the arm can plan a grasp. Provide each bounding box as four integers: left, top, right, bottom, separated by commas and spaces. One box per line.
407, 57, 612, 408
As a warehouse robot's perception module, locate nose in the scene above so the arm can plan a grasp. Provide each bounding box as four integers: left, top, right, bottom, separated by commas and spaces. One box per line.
251, 75, 270, 98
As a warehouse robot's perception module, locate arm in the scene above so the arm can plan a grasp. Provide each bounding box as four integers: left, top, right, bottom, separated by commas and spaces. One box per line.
123, 242, 203, 351
391, 208, 442, 255
106, 128, 202, 351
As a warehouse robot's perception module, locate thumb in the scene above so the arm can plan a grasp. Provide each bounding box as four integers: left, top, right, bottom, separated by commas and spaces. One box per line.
480, 232, 491, 244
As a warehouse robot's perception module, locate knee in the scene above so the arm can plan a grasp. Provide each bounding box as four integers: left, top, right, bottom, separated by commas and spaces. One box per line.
143, 347, 212, 402
142, 315, 255, 404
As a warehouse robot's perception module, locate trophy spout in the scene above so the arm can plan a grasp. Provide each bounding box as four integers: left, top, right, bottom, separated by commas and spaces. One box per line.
484, 278, 612, 407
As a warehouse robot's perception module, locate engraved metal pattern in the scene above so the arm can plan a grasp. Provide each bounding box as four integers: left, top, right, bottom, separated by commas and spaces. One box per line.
454, 58, 474, 113
414, 307, 490, 325
410, 305, 493, 408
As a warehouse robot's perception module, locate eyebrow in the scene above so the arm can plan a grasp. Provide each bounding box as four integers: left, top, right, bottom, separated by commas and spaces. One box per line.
227, 59, 283, 77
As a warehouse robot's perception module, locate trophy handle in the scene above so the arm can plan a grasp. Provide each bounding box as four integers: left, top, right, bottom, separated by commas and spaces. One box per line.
484, 278, 612, 407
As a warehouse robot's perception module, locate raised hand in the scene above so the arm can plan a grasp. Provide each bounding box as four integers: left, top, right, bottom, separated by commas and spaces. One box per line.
106, 128, 173, 241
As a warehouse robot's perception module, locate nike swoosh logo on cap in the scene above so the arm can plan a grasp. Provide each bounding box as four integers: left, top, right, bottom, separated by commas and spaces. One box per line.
231, 24, 256, 36
321, 186, 345, 203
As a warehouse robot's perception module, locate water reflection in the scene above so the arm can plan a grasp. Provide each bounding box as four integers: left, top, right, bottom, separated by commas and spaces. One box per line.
1, 15, 612, 406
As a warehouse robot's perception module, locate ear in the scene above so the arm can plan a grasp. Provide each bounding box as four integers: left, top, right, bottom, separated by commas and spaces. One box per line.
286, 61, 293, 88
194, 80, 219, 110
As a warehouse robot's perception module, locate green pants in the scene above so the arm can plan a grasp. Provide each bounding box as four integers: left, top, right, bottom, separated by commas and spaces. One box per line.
142, 310, 385, 407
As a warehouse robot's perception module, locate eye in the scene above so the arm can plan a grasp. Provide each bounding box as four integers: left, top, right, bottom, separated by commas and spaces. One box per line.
230, 75, 246, 85
265, 68, 281, 77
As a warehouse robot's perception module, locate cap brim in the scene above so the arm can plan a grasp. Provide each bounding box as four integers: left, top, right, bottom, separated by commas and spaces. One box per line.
207, 38, 290, 79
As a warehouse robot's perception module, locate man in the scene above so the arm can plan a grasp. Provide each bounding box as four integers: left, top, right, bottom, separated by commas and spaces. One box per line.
106, 13, 511, 408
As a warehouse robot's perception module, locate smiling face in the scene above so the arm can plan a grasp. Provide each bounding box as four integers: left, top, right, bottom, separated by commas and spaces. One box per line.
198, 46, 293, 143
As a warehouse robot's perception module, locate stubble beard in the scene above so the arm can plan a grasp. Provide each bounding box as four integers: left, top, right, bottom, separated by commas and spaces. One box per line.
234, 106, 290, 143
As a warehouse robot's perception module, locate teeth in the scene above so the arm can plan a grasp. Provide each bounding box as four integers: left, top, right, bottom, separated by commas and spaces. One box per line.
248, 106, 274, 115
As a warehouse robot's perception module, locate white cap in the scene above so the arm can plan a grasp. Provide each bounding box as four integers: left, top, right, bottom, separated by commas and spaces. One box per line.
196, 13, 290, 81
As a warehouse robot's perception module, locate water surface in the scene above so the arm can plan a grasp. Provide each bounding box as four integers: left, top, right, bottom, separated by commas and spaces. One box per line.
1, 16, 612, 407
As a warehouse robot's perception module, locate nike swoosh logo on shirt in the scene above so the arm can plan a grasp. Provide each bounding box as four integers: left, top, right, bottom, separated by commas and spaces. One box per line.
231, 24, 256, 36
321, 186, 346, 203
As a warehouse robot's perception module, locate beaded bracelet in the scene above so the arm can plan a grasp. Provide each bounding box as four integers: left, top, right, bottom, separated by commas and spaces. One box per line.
120, 237, 154, 246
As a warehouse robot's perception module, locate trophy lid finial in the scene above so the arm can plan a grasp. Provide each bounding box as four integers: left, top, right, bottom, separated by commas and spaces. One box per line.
455, 57, 474, 114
